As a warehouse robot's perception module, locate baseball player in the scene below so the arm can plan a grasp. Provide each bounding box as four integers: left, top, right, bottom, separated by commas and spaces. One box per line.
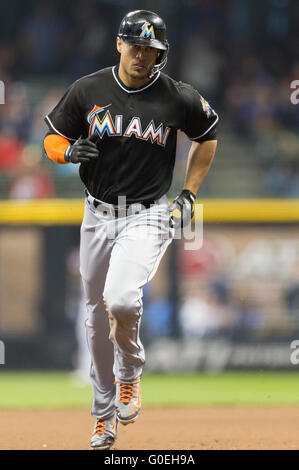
43, 10, 218, 450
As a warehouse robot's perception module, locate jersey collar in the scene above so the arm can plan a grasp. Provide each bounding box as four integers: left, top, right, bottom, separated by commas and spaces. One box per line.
112, 65, 160, 93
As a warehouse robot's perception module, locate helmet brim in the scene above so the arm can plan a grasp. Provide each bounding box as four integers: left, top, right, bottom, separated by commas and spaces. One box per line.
118, 34, 168, 51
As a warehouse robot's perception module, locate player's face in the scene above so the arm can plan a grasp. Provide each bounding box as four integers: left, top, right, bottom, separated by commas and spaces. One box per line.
117, 38, 160, 85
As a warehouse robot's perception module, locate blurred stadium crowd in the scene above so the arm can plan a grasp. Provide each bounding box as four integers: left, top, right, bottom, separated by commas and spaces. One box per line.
0, 0, 299, 198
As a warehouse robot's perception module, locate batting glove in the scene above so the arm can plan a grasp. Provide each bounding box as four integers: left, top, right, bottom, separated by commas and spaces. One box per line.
170, 189, 196, 228
64, 133, 100, 163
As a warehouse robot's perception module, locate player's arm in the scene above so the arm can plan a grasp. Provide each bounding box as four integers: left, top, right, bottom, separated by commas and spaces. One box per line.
44, 133, 71, 164
44, 132, 100, 164
170, 85, 219, 227
170, 139, 217, 228
183, 139, 217, 195
43, 81, 100, 165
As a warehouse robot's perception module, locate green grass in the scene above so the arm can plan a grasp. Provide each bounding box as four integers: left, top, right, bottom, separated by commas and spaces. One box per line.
0, 371, 299, 409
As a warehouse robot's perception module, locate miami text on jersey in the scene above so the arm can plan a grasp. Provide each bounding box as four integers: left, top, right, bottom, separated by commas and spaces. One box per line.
87, 105, 171, 147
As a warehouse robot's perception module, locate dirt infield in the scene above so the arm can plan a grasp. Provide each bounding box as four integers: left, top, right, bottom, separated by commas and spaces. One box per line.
1, 407, 299, 450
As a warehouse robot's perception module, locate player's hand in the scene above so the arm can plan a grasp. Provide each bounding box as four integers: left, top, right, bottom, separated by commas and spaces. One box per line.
169, 189, 196, 229
64, 133, 100, 163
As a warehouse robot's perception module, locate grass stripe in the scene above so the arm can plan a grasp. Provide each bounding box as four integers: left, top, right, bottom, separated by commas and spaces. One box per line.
1, 371, 299, 409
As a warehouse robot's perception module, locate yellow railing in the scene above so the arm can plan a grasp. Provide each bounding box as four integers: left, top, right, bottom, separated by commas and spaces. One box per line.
0, 199, 298, 225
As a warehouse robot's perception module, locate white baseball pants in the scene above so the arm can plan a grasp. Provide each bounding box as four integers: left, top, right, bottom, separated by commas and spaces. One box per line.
80, 193, 174, 418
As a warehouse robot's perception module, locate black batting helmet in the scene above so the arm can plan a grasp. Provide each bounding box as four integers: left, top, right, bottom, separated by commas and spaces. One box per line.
118, 10, 169, 76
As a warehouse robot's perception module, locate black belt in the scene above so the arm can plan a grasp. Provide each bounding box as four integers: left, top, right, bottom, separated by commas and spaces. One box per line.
85, 189, 155, 216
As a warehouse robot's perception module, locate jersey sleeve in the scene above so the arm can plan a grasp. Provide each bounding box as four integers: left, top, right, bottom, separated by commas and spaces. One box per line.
179, 83, 219, 143
44, 81, 84, 141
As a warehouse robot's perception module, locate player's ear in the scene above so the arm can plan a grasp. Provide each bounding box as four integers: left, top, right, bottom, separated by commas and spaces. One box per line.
116, 36, 123, 54
155, 49, 161, 63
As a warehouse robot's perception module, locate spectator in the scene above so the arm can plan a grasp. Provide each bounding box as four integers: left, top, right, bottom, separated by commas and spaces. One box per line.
18, 1, 69, 74
0, 82, 32, 142
7, 149, 55, 199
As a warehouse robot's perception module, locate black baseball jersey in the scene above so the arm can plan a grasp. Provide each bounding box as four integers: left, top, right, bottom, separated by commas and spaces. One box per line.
45, 65, 218, 204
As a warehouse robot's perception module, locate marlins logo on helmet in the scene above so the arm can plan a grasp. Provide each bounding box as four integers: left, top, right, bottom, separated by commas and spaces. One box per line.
140, 21, 155, 39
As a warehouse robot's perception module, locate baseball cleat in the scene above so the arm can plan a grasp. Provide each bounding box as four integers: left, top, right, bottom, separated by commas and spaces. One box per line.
115, 381, 141, 425
90, 414, 118, 450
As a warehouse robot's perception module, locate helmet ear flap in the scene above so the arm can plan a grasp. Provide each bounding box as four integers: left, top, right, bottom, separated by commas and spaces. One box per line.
149, 52, 168, 78
151, 44, 169, 75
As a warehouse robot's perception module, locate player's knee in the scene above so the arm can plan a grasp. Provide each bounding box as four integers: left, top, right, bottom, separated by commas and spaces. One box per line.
103, 288, 141, 321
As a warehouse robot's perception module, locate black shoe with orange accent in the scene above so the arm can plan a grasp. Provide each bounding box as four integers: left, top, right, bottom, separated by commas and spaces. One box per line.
115, 380, 141, 425
90, 414, 118, 450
